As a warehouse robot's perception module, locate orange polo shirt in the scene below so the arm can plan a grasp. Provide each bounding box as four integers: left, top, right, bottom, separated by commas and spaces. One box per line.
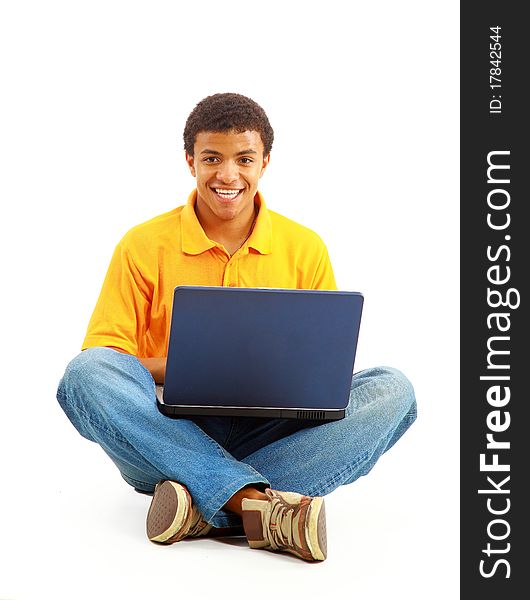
82, 190, 337, 357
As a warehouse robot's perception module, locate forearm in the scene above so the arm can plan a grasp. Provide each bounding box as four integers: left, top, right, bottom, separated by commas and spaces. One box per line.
106, 346, 166, 384
138, 357, 166, 384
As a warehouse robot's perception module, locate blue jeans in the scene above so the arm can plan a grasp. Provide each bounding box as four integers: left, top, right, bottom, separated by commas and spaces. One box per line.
56, 347, 417, 528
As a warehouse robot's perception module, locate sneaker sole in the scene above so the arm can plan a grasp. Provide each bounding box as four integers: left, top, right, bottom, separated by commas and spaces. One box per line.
305, 497, 327, 561
146, 481, 192, 543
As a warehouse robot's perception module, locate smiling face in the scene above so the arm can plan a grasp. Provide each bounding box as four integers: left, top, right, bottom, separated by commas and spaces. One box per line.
186, 130, 270, 225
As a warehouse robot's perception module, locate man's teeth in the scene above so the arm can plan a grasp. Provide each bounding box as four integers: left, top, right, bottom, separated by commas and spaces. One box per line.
214, 188, 241, 198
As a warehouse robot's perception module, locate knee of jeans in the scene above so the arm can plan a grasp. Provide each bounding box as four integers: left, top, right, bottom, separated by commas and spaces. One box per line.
57, 349, 112, 438
355, 365, 417, 422
63, 347, 115, 382
58, 347, 136, 404
379, 366, 417, 420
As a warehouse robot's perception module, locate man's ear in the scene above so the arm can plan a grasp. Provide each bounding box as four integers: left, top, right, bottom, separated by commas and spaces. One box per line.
259, 153, 271, 178
185, 151, 196, 177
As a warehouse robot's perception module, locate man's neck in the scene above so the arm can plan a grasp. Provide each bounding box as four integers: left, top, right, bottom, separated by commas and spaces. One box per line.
195, 199, 257, 251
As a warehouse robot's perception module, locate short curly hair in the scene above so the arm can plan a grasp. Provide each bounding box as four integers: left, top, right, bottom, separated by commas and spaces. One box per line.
183, 93, 274, 157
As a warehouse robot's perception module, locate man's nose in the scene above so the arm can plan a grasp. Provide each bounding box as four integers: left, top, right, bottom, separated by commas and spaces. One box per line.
217, 161, 239, 183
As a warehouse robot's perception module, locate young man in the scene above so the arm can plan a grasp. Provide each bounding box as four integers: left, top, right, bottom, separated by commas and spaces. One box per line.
57, 93, 417, 562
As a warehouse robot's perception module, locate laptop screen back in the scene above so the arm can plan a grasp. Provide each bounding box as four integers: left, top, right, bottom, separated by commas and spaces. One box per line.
162, 287, 363, 413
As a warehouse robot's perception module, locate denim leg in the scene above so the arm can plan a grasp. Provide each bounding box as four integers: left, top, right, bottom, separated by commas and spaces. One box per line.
56, 347, 269, 527
239, 366, 417, 496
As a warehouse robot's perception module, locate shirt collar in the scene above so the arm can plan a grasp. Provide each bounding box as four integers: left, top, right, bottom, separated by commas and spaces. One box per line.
181, 190, 272, 255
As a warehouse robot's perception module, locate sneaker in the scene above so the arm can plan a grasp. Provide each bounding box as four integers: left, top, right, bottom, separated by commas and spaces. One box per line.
241, 488, 327, 561
146, 480, 212, 543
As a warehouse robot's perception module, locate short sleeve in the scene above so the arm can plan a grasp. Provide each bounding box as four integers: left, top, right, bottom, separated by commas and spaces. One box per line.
309, 244, 338, 291
82, 240, 151, 355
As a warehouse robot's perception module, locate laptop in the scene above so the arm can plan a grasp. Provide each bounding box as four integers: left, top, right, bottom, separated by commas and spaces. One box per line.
156, 286, 363, 420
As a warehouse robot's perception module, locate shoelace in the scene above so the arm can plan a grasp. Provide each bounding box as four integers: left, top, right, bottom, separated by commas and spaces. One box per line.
264, 498, 296, 550
186, 507, 211, 537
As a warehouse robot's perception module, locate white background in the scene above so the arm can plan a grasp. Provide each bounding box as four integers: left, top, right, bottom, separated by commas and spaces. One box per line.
0, 1, 459, 598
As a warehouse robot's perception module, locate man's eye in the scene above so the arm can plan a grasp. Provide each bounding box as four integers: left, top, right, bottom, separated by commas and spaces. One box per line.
203, 157, 219, 163
239, 157, 253, 164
